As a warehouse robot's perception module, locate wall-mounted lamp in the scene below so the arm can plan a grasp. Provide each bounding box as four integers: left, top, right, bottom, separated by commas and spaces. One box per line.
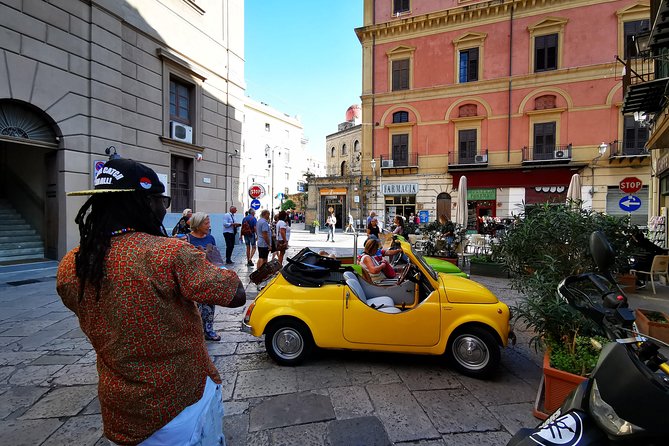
370, 158, 377, 175
598, 142, 608, 156
195, 153, 203, 162
105, 145, 121, 160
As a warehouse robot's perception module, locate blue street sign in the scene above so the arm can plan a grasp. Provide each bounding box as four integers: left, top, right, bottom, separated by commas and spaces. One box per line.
419, 210, 429, 224
250, 199, 261, 210
619, 195, 642, 212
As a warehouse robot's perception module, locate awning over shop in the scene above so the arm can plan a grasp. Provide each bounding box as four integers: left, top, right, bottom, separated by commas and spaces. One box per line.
622, 77, 669, 114
451, 167, 579, 189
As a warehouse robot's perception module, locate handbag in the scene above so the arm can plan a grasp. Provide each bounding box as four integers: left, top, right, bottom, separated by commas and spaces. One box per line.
276, 239, 288, 251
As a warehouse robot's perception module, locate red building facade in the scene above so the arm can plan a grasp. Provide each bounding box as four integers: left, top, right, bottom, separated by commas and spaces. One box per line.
357, 0, 652, 229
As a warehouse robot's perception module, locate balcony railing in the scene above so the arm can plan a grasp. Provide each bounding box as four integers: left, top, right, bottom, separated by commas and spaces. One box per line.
522, 144, 572, 163
448, 149, 489, 167
379, 153, 419, 168
621, 52, 669, 114
608, 140, 649, 158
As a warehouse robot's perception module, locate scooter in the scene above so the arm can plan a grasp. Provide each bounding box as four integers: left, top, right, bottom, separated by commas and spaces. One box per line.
507, 231, 669, 446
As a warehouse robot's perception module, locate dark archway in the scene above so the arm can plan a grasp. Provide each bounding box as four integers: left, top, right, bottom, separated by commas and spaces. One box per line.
0, 99, 61, 260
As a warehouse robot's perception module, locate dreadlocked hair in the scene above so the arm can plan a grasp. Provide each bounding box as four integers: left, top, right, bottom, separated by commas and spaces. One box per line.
74, 191, 168, 301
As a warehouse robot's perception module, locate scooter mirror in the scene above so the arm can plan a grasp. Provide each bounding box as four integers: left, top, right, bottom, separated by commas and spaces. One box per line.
590, 231, 615, 274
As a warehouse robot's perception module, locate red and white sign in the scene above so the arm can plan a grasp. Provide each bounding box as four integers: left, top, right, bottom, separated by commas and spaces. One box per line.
619, 177, 643, 194
248, 184, 266, 199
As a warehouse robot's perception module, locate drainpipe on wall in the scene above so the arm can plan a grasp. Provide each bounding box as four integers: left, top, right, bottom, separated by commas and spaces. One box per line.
507, 1, 514, 162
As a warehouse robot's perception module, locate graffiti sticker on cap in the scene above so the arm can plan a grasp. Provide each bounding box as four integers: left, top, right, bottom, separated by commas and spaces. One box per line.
139, 177, 153, 189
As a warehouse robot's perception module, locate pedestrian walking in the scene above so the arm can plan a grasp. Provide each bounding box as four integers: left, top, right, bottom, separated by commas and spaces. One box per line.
325, 212, 337, 242
57, 158, 245, 445
186, 212, 222, 341
222, 206, 241, 264
240, 209, 257, 266
345, 213, 355, 233
276, 210, 290, 264
255, 209, 271, 271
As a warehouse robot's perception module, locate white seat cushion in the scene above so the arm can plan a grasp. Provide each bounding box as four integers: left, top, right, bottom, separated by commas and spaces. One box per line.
378, 306, 402, 314
367, 296, 396, 309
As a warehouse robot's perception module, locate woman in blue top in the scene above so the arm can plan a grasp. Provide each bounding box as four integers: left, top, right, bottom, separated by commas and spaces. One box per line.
186, 212, 221, 341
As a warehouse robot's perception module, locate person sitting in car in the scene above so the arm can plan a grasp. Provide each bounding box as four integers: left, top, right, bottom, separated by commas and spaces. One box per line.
360, 238, 403, 283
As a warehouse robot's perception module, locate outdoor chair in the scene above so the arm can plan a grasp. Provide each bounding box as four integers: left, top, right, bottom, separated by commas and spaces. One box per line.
630, 254, 669, 295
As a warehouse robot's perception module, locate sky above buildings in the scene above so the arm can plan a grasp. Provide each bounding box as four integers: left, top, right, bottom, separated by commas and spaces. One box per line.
244, 1, 363, 160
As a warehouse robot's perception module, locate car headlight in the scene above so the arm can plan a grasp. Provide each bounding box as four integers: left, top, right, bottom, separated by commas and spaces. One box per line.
589, 379, 644, 437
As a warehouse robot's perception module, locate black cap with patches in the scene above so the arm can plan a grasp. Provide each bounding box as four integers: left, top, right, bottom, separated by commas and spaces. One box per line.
67, 158, 165, 196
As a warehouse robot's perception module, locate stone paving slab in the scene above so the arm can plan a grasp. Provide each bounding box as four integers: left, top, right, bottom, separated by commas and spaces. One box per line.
0, 385, 50, 419
0, 418, 63, 446
7, 365, 64, 386
234, 367, 298, 399
248, 392, 335, 432
328, 416, 391, 446
366, 382, 440, 443
40, 414, 103, 446
328, 385, 375, 420
413, 388, 501, 434
19, 385, 97, 419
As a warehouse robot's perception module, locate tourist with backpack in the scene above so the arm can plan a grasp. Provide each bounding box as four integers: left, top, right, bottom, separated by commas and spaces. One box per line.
240, 209, 257, 266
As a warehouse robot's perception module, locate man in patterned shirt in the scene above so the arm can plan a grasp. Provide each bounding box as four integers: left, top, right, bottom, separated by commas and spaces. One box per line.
57, 158, 245, 445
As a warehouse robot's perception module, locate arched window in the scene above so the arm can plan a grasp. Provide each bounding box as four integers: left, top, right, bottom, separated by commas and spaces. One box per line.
342, 144, 347, 155
354, 140, 360, 152
331, 147, 335, 157
392, 111, 409, 123
340, 161, 348, 176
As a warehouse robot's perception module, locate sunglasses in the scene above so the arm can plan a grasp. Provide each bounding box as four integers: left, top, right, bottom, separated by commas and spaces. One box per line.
149, 195, 171, 208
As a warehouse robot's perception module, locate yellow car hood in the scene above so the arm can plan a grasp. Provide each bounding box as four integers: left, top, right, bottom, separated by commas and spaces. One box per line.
439, 273, 499, 304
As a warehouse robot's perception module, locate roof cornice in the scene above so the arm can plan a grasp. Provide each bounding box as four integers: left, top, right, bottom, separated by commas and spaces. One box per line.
355, 0, 613, 44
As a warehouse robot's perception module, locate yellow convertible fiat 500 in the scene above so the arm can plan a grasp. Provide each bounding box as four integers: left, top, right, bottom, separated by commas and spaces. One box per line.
242, 240, 514, 378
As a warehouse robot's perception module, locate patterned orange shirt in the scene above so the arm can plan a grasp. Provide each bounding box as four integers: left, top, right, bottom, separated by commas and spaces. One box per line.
56, 232, 240, 445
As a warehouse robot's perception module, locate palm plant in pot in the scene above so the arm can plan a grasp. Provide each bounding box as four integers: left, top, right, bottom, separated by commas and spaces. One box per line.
495, 203, 633, 418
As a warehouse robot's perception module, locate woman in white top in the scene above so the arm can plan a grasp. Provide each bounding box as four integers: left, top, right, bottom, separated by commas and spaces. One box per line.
276, 210, 289, 265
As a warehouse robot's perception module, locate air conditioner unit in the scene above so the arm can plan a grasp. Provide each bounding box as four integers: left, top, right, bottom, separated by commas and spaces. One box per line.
474, 154, 488, 163
553, 149, 568, 159
170, 121, 193, 144
381, 159, 394, 168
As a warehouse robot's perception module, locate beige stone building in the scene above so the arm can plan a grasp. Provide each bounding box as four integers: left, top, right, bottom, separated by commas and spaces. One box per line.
306, 107, 364, 230
0, 0, 244, 261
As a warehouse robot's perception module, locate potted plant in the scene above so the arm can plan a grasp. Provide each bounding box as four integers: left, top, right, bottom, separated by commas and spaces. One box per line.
469, 253, 508, 278
635, 308, 669, 344
496, 203, 633, 418
310, 220, 320, 234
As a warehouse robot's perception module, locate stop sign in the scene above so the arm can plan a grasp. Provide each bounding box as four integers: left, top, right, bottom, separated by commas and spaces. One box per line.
619, 177, 643, 194
248, 184, 265, 199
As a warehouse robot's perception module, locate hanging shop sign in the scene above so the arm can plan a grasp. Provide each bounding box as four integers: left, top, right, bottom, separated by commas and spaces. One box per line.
466, 188, 496, 201
319, 187, 347, 195
381, 183, 418, 195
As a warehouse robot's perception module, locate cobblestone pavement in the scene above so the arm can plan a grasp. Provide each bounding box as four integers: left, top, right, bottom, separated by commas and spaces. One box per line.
1, 225, 667, 445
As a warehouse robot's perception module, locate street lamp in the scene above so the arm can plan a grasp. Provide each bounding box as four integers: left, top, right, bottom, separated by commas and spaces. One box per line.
265, 145, 281, 216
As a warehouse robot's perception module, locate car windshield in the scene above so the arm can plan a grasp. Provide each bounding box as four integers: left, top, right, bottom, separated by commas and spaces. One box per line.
413, 249, 438, 280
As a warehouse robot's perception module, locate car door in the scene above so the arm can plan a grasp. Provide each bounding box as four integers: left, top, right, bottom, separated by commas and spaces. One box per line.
342, 286, 441, 347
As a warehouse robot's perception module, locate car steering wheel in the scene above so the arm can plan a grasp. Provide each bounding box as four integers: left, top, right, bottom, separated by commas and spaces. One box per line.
396, 263, 412, 285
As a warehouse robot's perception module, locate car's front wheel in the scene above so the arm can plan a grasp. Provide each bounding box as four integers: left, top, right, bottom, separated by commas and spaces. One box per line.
265, 319, 314, 366
447, 326, 500, 378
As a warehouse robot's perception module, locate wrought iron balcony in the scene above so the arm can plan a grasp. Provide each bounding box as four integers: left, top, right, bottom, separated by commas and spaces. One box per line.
621, 52, 669, 115
379, 153, 418, 169
448, 149, 489, 169
608, 140, 649, 158
522, 144, 572, 163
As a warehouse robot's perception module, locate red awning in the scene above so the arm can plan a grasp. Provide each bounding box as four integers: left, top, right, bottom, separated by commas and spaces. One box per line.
451, 167, 581, 188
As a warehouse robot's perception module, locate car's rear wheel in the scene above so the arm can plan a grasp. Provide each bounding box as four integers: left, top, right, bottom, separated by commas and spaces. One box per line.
447, 326, 500, 378
265, 319, 313, 366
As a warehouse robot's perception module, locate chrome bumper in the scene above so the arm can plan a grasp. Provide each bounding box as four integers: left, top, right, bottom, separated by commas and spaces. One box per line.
241, 321, 252, 334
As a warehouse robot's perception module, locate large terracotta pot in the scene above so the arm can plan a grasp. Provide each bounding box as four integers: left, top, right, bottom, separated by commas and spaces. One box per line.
534, 350, 587, 420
